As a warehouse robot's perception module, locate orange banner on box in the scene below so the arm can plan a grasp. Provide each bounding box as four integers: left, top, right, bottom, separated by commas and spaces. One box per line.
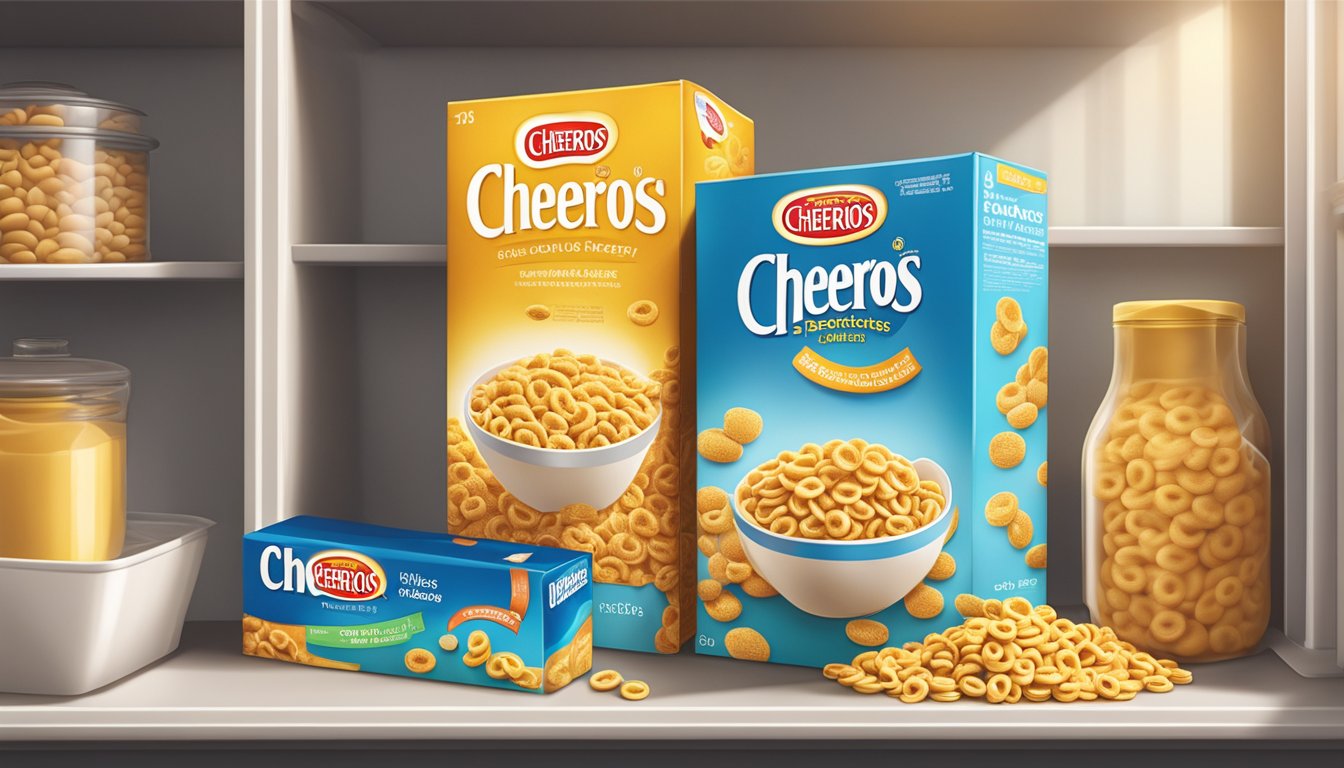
792, 346, 922, 393
445, 568, 530, 633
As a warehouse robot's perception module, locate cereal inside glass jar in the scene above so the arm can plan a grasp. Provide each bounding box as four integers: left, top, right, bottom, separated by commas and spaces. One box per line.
1083, 301, 1271, 662
0, 82, 157, 264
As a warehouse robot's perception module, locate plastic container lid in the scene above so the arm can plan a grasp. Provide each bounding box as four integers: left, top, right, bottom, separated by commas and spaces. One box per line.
0, 338, 130, 399
0, 81, 158, 151
1113, 300, 1245, 325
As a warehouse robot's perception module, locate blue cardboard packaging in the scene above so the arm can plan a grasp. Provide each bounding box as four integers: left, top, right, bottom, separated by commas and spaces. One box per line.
694, 153, 1048, 666
242, 516, 593, 692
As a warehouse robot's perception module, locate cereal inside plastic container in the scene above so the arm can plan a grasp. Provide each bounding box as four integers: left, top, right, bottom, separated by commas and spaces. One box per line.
1082, 300, 1271, 662
0, 82, 158, 264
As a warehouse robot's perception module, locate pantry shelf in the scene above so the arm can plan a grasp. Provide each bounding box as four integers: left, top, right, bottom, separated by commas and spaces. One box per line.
3, 622, 1343, 743
290, 229, 1285, 267
291, 244, 442, 265
0, 262, 244, 281
1049, 227, 1285, 248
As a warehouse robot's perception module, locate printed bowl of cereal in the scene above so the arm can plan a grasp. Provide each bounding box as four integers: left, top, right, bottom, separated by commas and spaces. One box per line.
729, 440, 953, 618
464, 351, 662, 512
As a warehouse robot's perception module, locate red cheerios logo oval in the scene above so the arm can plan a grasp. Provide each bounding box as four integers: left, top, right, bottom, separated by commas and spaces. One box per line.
514, 112, 618, 169
306, 549, 386, 601
771, 185, 888, 246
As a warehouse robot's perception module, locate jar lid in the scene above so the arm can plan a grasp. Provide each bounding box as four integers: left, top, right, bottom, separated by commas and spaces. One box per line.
0, 338, 130, 397
1113, 300, 1245, 325
0, 81, 157, 151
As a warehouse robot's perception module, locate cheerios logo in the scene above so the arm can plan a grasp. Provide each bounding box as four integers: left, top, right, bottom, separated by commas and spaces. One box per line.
260, 545, 386, 601
514, 112, 617, 169
772, 185, 887, 246
465, 112, 666, 240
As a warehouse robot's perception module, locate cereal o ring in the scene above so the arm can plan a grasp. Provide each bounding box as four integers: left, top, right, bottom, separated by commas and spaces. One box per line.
996, 296, 1026, 333
698, 428, 743, 463
589, 669, 623, 691
524, 304, 551, 321
404, 648, 437, 674
627, 299, 659, 326
619, 680, 651, 700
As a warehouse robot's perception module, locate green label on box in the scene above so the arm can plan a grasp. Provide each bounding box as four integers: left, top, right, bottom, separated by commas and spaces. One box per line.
306, 613, 425, 649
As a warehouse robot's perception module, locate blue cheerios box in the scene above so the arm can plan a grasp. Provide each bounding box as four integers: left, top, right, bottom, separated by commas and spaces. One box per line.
694, 153, 1048, 667
242, 516, 592, 692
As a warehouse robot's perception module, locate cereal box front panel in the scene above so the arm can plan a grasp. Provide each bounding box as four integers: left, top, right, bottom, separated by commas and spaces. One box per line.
694, 154, 1047, 668
446, 82, 753, 654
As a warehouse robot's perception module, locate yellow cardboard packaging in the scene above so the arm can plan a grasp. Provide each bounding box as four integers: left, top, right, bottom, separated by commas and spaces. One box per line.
447, 81, 753, 653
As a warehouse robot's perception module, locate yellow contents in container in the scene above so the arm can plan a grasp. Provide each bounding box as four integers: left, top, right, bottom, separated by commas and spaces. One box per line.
0, 398, 125, 560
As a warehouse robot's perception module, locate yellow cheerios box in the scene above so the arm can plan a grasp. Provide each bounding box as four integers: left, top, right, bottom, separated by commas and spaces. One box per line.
446, 82, 753, 653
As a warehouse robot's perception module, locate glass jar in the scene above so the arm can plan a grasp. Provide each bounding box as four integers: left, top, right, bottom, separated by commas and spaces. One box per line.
0, 339, 130, 561
1083, 300, 1271, 662
0, 82, 158, 264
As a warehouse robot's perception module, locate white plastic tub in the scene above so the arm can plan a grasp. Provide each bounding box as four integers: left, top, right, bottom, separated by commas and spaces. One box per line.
0, 512, 214, 695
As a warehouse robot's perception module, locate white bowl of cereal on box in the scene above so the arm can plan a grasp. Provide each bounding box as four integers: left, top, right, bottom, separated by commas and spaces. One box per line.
728, 439, 953, 618
464, 350, 662, 512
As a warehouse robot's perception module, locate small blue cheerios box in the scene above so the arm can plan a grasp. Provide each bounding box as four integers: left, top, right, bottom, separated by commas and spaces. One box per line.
694, 153, 1048, 668
242, 516, 593, 692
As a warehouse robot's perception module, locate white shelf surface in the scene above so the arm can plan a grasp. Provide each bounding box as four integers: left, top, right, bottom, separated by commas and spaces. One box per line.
1049, 227, 1285, 248
0, 262, 244, 281
292, 229, 1284, 267
3, 622, 1343, 742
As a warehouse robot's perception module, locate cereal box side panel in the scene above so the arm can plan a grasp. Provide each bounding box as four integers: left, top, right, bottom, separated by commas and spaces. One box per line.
673, 83, 756, 647
693, 160, 977, 667
241, 531, 549, 693
970, 153, 1049, 606
540, 557, 595, 691
445, 84, 690, 654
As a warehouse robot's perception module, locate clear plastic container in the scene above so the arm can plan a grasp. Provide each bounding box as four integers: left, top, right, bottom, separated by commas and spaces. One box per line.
0, 338, 130, 561
0, 512, 213, 695
0, 82, 157, 263
1083, 300, 1271, 662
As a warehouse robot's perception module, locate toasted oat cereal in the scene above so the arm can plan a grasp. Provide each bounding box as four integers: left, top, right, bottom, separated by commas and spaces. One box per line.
724, 627, 771, 661
845, 619, 890, 647
823, 599, 1192, 704
462, 630, 491, 667
1027, 346, 1048, 380
925, 551, 956, 581
698, 578, 723, 602
697, 485, 729, 513
404, 648, 436, 674
627, 299, 659, 326
996, 297, 1026, 334
704, 590, 743, 622
903, 582, 944, 619
722, 407, 764, 444
1025, 378, 1048, 409
469, 349, 661, 449
735, 439, 944, 541
739, 575, 778, 598
525, 304, 551, 321
1006, 402, 1038, 429
1025, 543, 1047, 569
954, 593, 985, 618
619, 680, 651, 700
1007, 510, 1034, 550
990, 320, 1021, 355
996, 382, 1027, 414
438, 633, 459, 652
984, 491, 1019, 527
698, 428, 744, 463
1037, 461, 1047, 486
988, 431, 1027, 468
589, 669, 624, 691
